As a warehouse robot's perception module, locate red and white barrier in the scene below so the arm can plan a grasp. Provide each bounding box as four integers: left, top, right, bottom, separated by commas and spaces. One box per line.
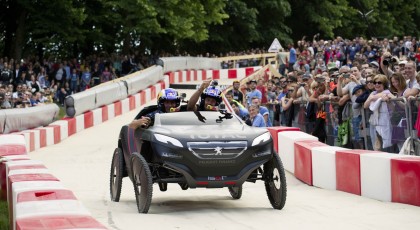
277, 131, 318, 174
266, 126, 300, 154
16, 215, 107, 230
294, 140, 328, 185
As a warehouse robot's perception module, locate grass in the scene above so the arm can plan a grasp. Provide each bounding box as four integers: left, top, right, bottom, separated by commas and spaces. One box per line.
56, 103, 66, 120
0, 200, 8, 230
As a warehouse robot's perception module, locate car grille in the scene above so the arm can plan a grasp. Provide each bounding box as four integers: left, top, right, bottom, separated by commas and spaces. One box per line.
187, 141, 248, 159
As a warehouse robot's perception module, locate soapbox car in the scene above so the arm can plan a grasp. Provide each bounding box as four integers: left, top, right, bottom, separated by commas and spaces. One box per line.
109, 108, 287, 213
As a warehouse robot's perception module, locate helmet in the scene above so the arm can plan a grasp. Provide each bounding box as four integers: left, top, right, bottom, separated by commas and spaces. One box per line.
200, 86, 223, 106
157, 88, 181, 112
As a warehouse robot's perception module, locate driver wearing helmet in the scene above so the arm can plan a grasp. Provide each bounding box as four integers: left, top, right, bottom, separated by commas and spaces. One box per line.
187, 78, 223, 111
129, 88, 182, 129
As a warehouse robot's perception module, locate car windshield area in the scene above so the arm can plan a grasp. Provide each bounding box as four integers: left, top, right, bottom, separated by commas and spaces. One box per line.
155, 111, 243, 126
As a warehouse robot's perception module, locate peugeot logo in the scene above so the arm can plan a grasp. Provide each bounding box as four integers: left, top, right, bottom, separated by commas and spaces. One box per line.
214, 146, 223, 155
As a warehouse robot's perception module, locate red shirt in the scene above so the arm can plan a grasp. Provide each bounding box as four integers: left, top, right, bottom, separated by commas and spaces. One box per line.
257, 85, 267, 104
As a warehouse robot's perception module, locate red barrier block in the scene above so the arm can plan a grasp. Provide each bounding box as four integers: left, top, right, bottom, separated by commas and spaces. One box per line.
49, 125, 61, 145
391, 157, 420, 206
16, 215, 107, 230
37, 129, 47, 148
140, 91, 146, 105
267, 126, 300, 153
114, 101, 122, 117
168, 72, 175, 84
176, 71, 182, 83
336, 150, 381, 195
101, 105, 109, 122
212, 70, 220, 79
83, 111, 93, 129
245, 67, 255, 76
192, 70, 198, 81
294, 140, 328, 185
128, 96, 136, 111
150, 85, 156, 99
0, 145, 27, 157
62, 118, 76, 137
159, 80, 166, 90
228, 69, 237, 79
201, 70, 207, 80
186, 70, 191, 81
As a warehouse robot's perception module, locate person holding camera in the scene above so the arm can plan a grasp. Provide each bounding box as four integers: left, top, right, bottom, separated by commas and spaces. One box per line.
337, 65, 364, 148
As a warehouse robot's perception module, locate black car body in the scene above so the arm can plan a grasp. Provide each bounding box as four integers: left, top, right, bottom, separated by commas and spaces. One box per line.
110, 109, 286, 213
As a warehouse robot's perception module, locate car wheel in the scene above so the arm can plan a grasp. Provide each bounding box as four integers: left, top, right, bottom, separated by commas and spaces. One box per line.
228, 185, 243, 199
263, 152, 287, 210
178, 182, 189, 190
131, 152, 153, 213
110, 148, 124, 202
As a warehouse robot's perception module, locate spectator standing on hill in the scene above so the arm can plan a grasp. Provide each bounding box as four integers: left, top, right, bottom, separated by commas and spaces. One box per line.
69, 68, 79, 93
80, 67, 91, 91
251, 96, 272, 127
54, 63, 66, 86
101, 66, 112, 83
249, 104, 266, 127
403, 61, 420, 97
1, 62, 12, 86
288, 43, 297, 73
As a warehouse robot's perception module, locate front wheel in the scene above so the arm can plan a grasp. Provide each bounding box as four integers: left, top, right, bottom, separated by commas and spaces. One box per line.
228, 185, 243, 199
131, 153, 153, 213
110, 148, 124, 202
263, 152, 287, 210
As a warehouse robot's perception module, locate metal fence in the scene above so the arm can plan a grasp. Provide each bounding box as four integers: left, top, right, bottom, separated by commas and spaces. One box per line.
276, 97, 420, 154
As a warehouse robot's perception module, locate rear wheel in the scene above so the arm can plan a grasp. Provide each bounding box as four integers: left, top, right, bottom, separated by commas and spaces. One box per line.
228, 185, 243, 199
263, 152, 287, 210
110, 148, 124, 202
131, 153, 153, 213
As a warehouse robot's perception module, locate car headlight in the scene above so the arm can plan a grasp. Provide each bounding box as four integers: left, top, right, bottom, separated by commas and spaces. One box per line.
251, 132, 271, 146
154, 134, 183, 148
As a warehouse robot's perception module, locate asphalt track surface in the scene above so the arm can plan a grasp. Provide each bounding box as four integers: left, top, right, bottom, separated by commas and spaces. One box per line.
30, 81, 420, 230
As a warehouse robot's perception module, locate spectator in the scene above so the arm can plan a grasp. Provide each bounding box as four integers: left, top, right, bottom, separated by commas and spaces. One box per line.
69, 68, 79, 93
249, 104, 266, 127
80, 67, 91, 91
251, 96, 272, 127
403, 61, 420, 97
227, 80, 244, 105
245, 80, 262, 107
363, 74, 393, 151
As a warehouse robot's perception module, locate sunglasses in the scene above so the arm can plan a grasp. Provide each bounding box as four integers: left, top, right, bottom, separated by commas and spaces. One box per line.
374, 81, 383, 85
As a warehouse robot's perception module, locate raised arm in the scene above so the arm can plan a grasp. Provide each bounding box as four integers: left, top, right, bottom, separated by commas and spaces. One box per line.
187, 78, 212, 111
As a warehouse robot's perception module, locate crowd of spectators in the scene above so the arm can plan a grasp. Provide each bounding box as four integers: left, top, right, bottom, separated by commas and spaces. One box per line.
226, 35, 420, 154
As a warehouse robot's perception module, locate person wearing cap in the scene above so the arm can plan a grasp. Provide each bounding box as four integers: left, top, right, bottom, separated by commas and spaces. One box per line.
245, 79, 262, 108
227, 80, 244, 105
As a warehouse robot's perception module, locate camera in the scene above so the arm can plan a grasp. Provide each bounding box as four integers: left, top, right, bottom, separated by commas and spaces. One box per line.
343, 73, 350, 78
211, 80, 218, 87
382, 56, 398, 66
299, 83, 306, 87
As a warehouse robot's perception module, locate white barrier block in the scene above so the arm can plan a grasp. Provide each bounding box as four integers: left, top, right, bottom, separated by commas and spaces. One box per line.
0, 134, 27, 146
360, 153, 405, 202
15, 200, 91, 230
75, 114, 85, 133
163, 76, 170, 88
107, 103, 115, 120
31, 129, 40, 150
154, 82, 163, 94
8, 169, 50, 177
173, 72, 180, 83
92, 108, 103, 126
206, 70, 213, 79
237, 68, 246, 79
219, 69, 228, 79
50, 120, 69, 140
5, 160, 45, 176
121, 98, 130, 114
0, 155, 29, 161
312, 146, 346, 190
277, 131, 317, 173
196, 71, 203, 81
181, 70, 187, 82
133, 93, 141, 108
144, 87, 151, 103
16, 132, 31, 153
